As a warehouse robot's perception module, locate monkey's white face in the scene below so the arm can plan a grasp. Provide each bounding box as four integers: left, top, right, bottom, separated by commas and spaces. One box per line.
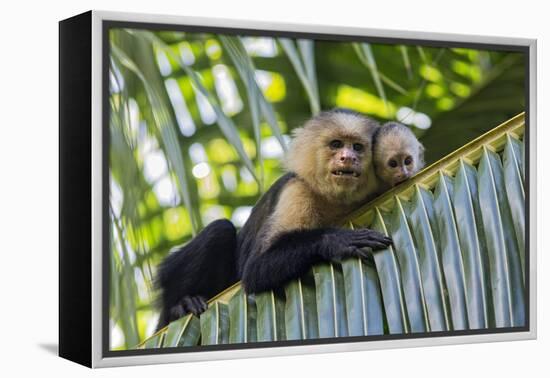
284, 111, 378, 205
378, 152, 419, 187
320, 136, 373, 204
327, 139, 365, 180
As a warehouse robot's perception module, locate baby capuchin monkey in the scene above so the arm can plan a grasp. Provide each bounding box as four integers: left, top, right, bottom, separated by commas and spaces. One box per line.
155, 109, 392, 329
372, 121, 425, 193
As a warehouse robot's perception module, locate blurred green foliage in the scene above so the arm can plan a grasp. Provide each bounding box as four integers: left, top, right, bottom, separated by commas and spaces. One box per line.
108, 27, 525, 349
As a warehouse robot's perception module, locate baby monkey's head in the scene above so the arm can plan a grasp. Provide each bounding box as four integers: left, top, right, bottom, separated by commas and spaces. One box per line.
373, 122, 425, 187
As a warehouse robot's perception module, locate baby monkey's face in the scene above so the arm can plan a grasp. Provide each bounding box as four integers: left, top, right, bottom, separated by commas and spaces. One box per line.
373, 122, 425, 188
379, 151, 419, 186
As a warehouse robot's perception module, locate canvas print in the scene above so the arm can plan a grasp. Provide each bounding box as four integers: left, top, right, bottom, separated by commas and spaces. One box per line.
106, 24, 527, 352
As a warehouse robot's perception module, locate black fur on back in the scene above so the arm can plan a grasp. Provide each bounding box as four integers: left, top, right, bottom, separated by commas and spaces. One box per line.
236, 172, 296, 276
156, 219, 238, 328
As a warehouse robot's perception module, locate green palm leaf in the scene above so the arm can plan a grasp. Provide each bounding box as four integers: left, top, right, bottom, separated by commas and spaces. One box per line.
284, 274, 318, 340
255, 291, 286, 341
228, 288, 258, 343
452, 161, 491, 329
279, 38, 320, 115
369, 208, 409, 333
478, 147, 525, 327
388, 196, 430, 332
221, 36, 287, 149
353, 43, 408, 97
111, 42, 200, 233
434, 173, 469, 330
341, 257, 384, 336
163, 315, 200, 347
137, 31, 260, 185
407, 186, 451, 331
503, 134, 525, 278
313, 263, 348, 338
200, 302, 229, 345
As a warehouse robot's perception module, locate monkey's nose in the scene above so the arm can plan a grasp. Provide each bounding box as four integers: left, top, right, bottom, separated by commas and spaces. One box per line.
395, 172, 408, 182
339, 153, 357, 163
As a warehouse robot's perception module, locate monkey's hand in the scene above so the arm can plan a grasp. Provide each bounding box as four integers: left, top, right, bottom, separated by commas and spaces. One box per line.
168, 295, 208, 322
324, 228, 392, 261
346, 228, 392, 250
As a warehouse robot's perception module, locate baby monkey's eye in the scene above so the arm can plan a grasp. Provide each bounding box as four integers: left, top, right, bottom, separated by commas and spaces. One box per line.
353, 143, 364, 152
329, 140, 343, 149
388, 159, 398, 168
404, 156, 413, 166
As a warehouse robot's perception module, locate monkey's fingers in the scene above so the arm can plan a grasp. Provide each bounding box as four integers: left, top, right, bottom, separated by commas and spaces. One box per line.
376, 242, 392, 250
348, 238, 391, 250
368, 233, 392, 246
366, 241, 392, 250
354, 229, 392, 243
354, 247, 371, 260
377, 237, 393, 246
168, 303, 186, 321
182, 295, 208, 316
354, 235, 392, 246
349, 233, 392, 248
181, 297, 195, 314
194, 296, 208, 314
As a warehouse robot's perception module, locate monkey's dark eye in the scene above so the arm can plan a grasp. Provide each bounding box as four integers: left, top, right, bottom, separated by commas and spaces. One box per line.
329, 140, 343, 149
352, 143, 364, 152
388, 159, 398, 168
404, 156, 413, 166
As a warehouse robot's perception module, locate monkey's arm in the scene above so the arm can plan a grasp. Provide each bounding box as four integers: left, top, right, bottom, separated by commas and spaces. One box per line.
241, 227, 390, 293
240, 180, 391, 293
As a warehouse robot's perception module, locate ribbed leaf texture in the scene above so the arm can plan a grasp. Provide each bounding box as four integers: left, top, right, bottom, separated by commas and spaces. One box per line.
140, 113, 526, 349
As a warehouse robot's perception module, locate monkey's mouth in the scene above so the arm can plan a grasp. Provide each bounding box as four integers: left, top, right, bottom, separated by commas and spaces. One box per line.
393, 177, 410, 186
332, 169, 360, 178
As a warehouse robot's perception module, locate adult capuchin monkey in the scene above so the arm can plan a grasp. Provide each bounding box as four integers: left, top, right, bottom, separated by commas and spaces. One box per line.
156, 109, 393, 329
372, 121, 425, 193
